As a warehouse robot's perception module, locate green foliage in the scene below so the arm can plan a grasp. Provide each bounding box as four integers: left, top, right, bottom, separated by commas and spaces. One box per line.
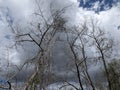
108, 59, 120, 90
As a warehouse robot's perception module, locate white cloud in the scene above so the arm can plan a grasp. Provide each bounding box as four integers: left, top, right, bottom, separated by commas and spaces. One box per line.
75, 3, 120, 41
0, 0, 34, 20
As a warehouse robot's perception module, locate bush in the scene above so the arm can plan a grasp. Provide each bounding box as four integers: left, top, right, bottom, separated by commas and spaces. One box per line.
108, 59, 120, 90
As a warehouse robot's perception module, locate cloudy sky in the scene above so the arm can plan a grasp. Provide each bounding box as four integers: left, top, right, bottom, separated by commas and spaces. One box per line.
0, 0, 120, 78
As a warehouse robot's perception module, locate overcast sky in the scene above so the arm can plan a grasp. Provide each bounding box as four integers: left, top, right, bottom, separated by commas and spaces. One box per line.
0, 0, 120, 76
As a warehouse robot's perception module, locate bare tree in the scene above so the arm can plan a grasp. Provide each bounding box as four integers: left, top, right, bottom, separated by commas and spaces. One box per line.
3, 0, 115, 89
0, 48, 24, 90
65, 24, 96, 90
87, 20, 114, 90
5, 2, 69, 89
